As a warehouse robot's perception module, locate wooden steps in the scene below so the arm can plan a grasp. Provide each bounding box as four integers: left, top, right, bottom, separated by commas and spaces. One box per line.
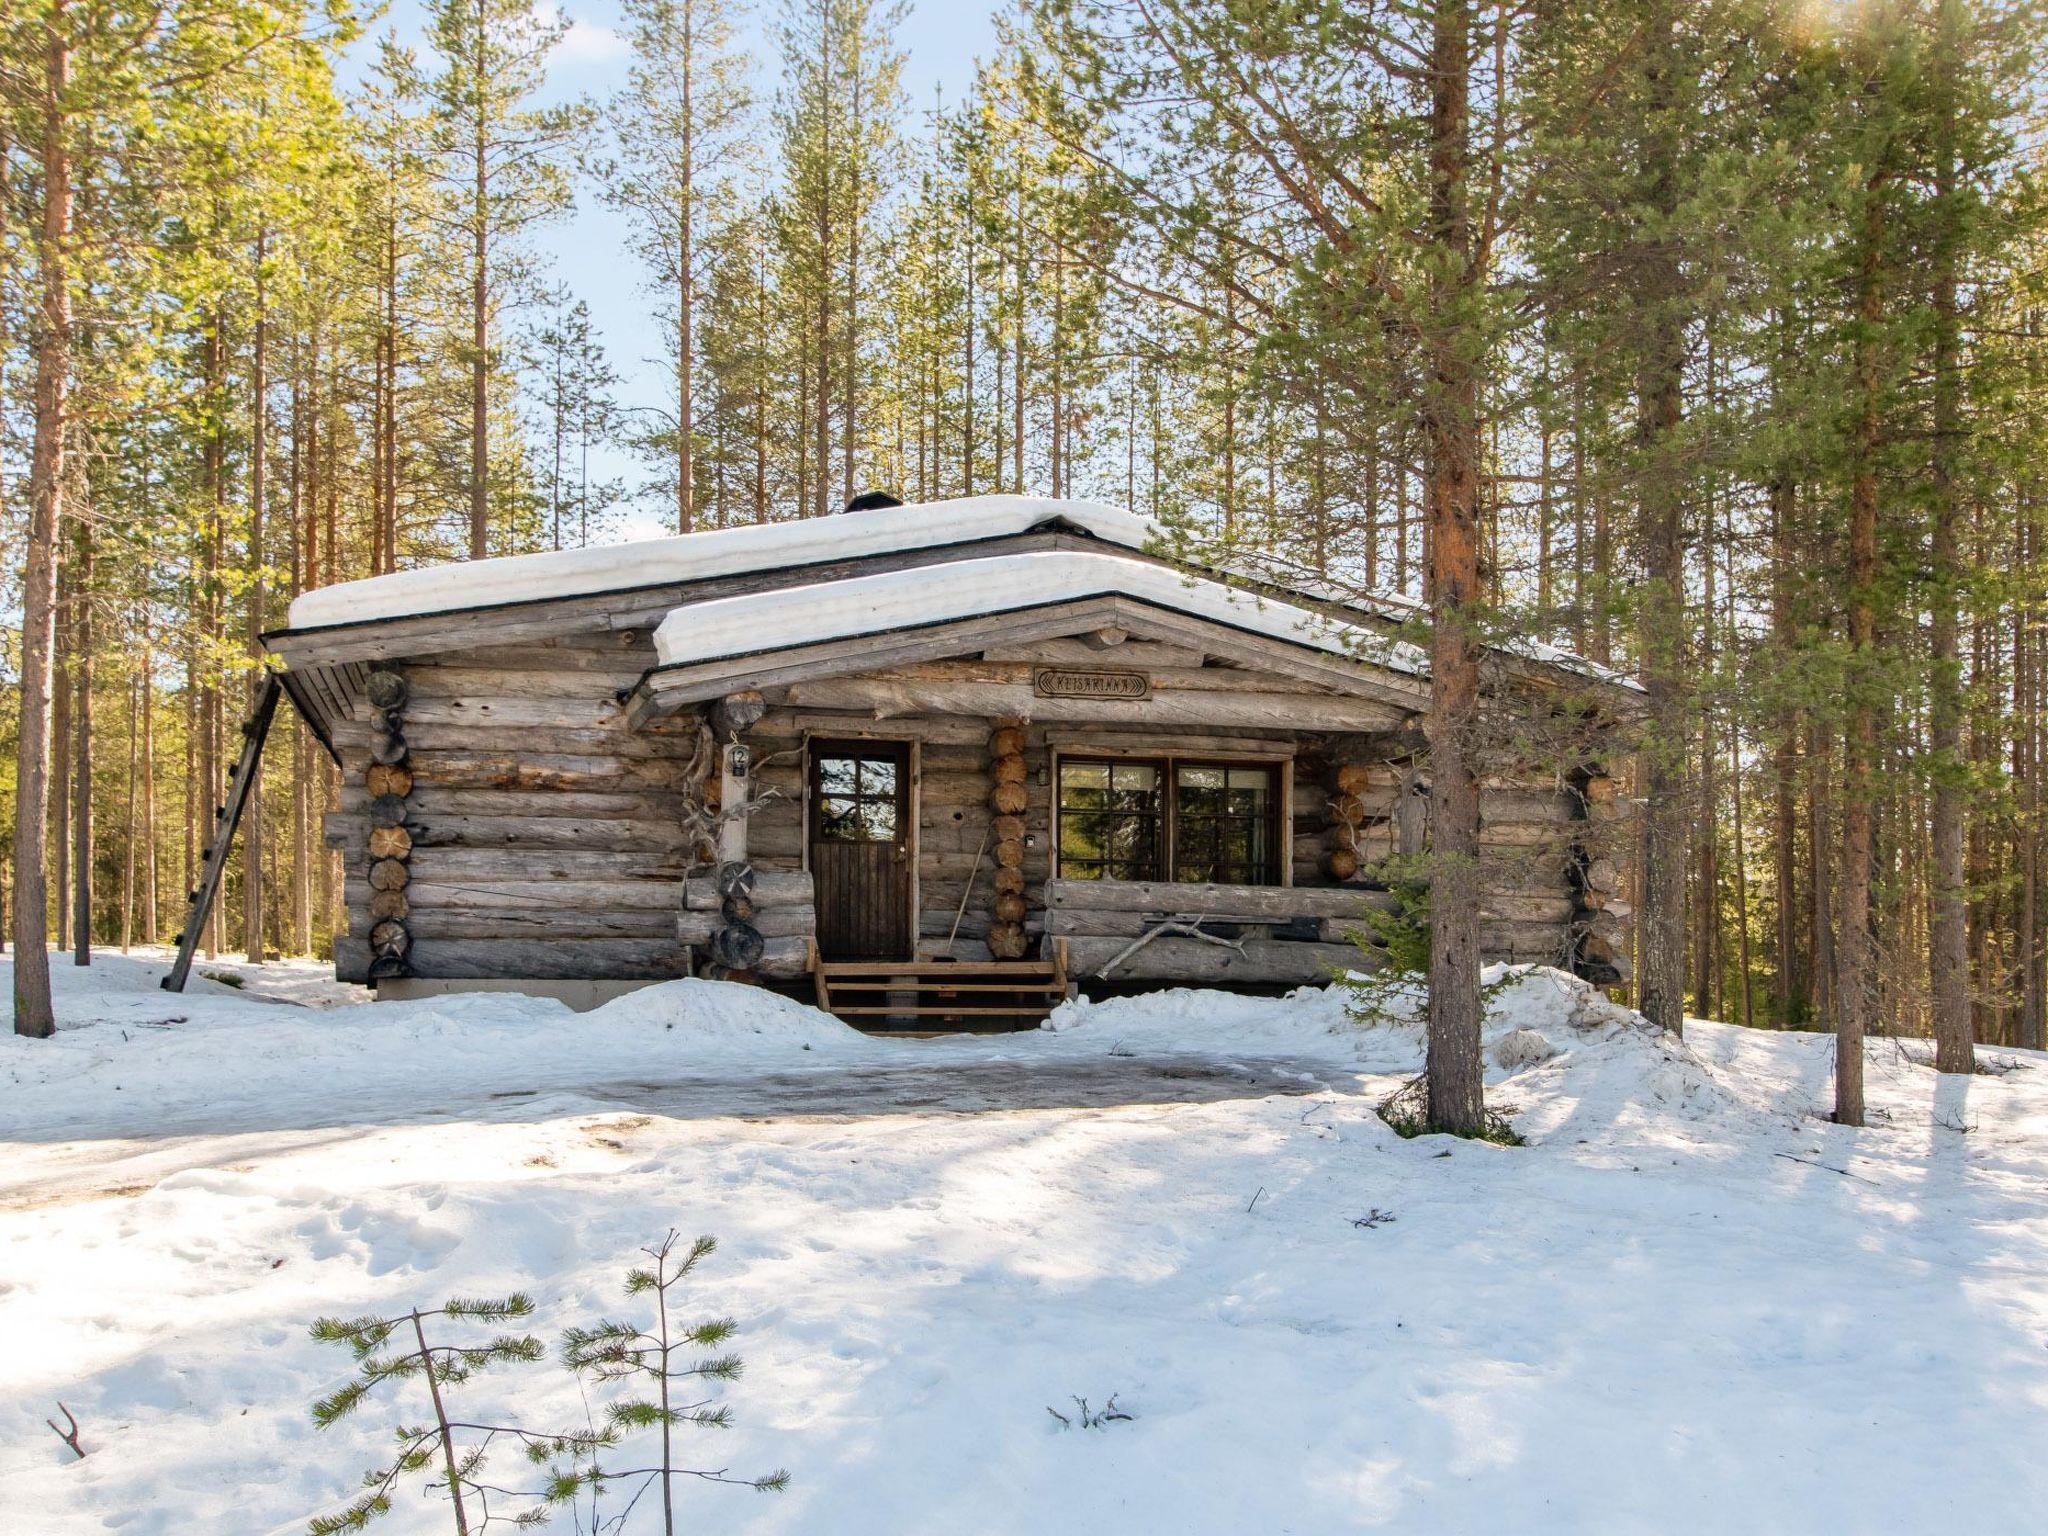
814, 941, 1072, 1033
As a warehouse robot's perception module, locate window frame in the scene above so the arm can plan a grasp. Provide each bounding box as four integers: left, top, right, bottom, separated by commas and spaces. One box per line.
1053, 751, 1287, 887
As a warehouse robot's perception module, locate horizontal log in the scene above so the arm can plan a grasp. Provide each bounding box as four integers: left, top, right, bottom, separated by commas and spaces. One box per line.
402, 848, 690, 882
342, 785, 683, 820
403, 814, 692, 853
1043, 729, 1299, 758
334, 722, 698, 759
1480, 893, 1576, 923
1040, 909, 1392, 946
681, 870, 815, 908
1478, 819, 1585, 850
1065, 935, 1369, 984
1044, 878, 1399, 920
753, 709, 996, 746
394, 938, 691, 980
1480, 788, 1581, 821
351, 877, 687, 913
400, 695, 631, 729
780, 676, 1405, 732
1045, 908, 1393, 944
405, 642, 657, 675
405, 666, 644, 698
751, 937, 814, 979
886, 658, 1336, 696
677, 906, 816, 943
354, 907, 680, 942
980, 638, 1207, 668
406, 751, 702, 793
1483, 922, 1575, 962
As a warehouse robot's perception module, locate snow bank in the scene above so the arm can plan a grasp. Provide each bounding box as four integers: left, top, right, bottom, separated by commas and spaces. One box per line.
11, 955, 2048, 1534
286, 495, 1161, 630
0, 960, 885, 1141
651, 549, 1428, 676
1040, 965, 1770, 1139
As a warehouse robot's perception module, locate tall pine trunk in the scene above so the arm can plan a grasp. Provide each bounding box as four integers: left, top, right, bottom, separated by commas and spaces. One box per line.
72, 512, 92, 964
11, 0, 71, 1036
1635, 0, 1688, 1038
1836, 171, 1888, 1128
1421, 0, 1486, 1137
245, 228, 267, 964
1927, 0, 1972, 1073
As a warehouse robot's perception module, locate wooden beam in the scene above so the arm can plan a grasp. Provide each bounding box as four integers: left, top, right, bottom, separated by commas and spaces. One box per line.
1043, 878, 1396, 920
776, 677, 1403, 732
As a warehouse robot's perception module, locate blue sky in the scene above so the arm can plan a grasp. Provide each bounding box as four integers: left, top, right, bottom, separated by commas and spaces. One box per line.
347, 1, 1004, 539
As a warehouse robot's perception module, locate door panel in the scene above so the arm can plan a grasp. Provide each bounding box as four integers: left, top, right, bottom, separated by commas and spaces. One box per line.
809, 741, 912, 960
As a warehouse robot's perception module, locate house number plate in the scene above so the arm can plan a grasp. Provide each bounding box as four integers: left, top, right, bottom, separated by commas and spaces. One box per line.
1032, 667, 1152, 700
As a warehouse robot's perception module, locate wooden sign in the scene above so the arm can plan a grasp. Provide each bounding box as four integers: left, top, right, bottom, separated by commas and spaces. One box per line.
1033, 666, 1151, 701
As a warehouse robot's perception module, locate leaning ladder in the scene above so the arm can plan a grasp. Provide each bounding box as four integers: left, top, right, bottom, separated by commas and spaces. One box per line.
162, 672, 284, 993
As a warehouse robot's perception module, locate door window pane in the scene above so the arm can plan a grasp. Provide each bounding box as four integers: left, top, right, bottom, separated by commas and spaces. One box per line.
815, 753, 903, 844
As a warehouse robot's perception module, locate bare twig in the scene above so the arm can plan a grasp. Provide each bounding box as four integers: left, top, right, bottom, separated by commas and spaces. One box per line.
46, 1401, 84, 1459
1773, 1152, 1879, 1186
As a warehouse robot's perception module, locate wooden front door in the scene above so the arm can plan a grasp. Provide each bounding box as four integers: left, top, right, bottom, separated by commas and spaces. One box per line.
809, 740, 912, 960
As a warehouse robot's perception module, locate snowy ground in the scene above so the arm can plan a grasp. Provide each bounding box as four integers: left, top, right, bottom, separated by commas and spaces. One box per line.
4, 950, 2046, 1533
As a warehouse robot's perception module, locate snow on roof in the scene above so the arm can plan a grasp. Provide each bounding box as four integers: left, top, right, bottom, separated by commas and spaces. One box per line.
1227, 549, 1646, 694
652, 549, 1431, 678
285, 494, 1159, 631
281, 490, 1630, 693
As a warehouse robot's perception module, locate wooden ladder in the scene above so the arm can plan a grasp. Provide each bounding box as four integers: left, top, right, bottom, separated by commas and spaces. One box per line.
814, 940, 1072, 1032
162, 673, 284, 993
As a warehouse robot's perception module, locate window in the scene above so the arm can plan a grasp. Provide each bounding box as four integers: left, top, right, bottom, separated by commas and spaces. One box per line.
814, 750, 900, 842
1173, 764, 1277, 886
1056, 756, 1280, 885
1056, 760, 1162, 881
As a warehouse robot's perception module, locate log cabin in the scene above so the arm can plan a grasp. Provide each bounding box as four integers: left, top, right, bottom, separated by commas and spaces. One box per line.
261, 495, 1642, 1026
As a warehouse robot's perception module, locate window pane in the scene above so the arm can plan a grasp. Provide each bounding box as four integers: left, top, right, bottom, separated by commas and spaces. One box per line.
1059, 760, 1163, 882
1061, 813, 1108, 862
819, 796, 862, 839
1170, 763, 1275, 886
862, 799, 897, 840
857, 756, 897, 796
1110, 763, 1159, 814
1061, 762, 1109, 794
819, 759, 857, 795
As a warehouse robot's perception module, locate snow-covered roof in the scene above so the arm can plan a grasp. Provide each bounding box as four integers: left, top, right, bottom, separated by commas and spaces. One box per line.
652, 550, 1430, 678
1228, 550, 1644, 694
285, 495, 1158, 631
280, 491, 1634, 695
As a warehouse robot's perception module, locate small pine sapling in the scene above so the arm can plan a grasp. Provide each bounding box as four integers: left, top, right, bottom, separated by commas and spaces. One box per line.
554, 1233, 788, 1533
308, 1294, 601, 1535
1341, 854, 1512, 1028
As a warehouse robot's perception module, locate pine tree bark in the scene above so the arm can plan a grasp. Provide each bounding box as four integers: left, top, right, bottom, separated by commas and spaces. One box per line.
72, 511, 92, 964
140, 615, 157, 945
1836, 172, 1888, 1128
1634, 0, 1688, 1038
1421, 0, 1485, 1137
245, 226, 268, 964
11, 0, 72, 1036
1927, 0, 1972, 1073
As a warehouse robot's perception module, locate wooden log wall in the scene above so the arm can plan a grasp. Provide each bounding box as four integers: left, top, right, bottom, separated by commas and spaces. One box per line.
679, 870, 815, 978
361, 670, 414, 980
317, 631, 1619, 989
985, 718, 1030, 959
327, 634, 712, 982
736, 709, 1058, 965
